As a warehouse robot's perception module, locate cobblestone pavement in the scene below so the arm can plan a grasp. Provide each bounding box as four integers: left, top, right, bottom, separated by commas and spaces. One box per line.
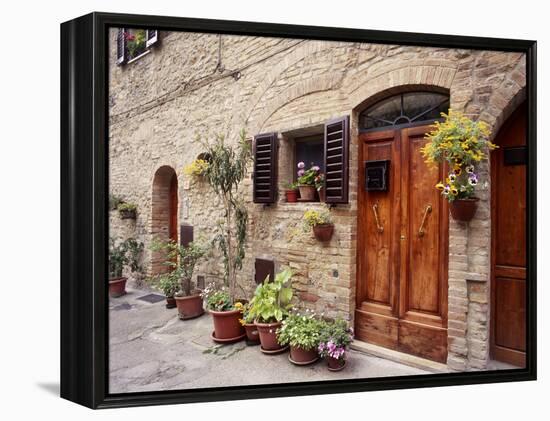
109, 288, 430, 394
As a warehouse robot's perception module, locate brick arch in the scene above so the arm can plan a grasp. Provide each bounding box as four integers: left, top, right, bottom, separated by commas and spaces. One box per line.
348, 63, 458, 111
242, 40, 345, 126
150, 165, 178, 275
253, 73, 343, 133
482, 85, 526, 141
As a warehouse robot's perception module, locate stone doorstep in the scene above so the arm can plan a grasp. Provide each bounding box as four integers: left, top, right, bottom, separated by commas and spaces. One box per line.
350, 340, 449, 374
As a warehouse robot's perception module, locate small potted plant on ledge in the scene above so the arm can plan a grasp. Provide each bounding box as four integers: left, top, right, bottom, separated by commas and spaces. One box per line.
204, 287, 246, 343
108, 237, 143, 297
117, 202, 137, 219
315, 173, 326, 202
284, 182, 299, 203
296, 162, 321, 201
303, 207, 334, 242
421, 110, 496, 222
150, 238, 208, 319
318, 319, 353, 371
248, 268, 293, 354
277, 309, 322, 365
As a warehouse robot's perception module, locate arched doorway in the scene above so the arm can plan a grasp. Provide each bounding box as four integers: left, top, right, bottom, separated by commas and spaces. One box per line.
355, 90, 450, 363
490, 101, 527, 367
151, 166, 178, 275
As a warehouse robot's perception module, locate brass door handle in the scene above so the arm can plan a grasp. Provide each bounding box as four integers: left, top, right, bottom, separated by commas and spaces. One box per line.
418, 204, 432, 237
372, 203, 384, 233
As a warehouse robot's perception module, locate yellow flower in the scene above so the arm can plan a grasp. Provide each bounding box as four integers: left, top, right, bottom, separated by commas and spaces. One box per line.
435, 183, 445, 191
450, 187, 458, 195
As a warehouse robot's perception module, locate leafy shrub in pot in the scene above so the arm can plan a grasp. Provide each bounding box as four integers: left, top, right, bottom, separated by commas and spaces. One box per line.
239, 302, 260, 344
318, 319, 354, 371
248, 268, 293, 352
150, 238, 208, 319
277, 310, 322, 365
117, 202, 137, 219
303, 207, 334, 242
204, 288, 246, 342
108, 237, 143, 297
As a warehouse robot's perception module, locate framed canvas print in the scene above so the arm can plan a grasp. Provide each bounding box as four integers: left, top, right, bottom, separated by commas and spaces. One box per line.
60, 12, 537, 409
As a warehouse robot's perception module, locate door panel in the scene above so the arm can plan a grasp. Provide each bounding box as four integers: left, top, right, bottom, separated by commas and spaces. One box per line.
356, 125, 448, 363
491, 103, 527, 367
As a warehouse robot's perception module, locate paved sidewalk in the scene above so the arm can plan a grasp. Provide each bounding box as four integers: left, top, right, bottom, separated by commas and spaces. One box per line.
109, 288, 430, 394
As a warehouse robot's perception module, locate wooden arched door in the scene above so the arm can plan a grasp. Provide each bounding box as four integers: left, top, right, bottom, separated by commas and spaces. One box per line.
490, 102, 527, 367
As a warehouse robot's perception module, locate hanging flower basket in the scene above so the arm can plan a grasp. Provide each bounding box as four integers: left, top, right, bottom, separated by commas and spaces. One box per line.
449, 197, 479, 222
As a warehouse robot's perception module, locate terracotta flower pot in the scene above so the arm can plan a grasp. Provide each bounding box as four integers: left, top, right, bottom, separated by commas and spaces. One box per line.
285, 190, 298, 203
255, 320, 283, 351
109, 277, 127, 298
211, 309, 245, 341
327, 356, 346, 371
175, 294, 204, 320
298, 185, 316, 201
313, 224, 334, 242
165, 296, 176, 309
450, 197, 479, 222
244, 323, 260, 344
318, 187, 326, 202
289, 346, 319, 365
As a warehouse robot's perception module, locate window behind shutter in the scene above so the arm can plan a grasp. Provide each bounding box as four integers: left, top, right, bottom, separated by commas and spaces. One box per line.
116, 28, 127, 65
255, 258, 275, 284
146, 29, 158, 48
324, 116, 350, 204
253, 133, 278, 204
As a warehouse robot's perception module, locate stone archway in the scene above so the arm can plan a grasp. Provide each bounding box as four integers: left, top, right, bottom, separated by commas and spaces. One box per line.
151, 166, 178, 275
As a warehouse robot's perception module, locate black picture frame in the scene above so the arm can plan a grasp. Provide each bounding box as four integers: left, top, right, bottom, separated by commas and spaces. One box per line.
60, 11, 537, 409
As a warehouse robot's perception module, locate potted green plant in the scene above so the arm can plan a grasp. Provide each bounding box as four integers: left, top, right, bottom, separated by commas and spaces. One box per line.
303, 207, 334, 242
196, 130, 252, 341
108, 237, 144, 297
204, 287, 246, 342
421, 110, 496, 222
151, 270, 179, 309
150, 238, 208, 319
318, 319, 354, 371
109, 194, 124, 211
277, 310, 322, 365
284, 181, 299, 203
296, 162, 320, 201
239, 302, 260, 345
117, 202, 137, 219
248, 268, 293, 353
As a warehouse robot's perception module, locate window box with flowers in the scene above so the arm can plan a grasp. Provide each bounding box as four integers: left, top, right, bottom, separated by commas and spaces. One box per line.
421, 110, 497, 222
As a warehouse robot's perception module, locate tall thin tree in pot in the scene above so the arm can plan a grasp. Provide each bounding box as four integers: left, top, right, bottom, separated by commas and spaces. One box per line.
199, 130, 252, 341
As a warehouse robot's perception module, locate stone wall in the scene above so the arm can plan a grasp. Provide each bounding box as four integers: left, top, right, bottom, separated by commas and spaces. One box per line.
108, 28, 525, 369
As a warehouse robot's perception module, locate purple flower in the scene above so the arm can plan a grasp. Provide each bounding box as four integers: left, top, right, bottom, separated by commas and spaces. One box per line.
297, 162, 305, 169
312, 165, 320, 172
468, 173, 478, 186
297, 169, 305, 177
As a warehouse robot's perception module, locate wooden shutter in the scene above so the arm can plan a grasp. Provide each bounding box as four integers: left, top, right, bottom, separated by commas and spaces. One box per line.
324, 116, 350, 204
253, 133, 278, 204
116, 28, 127, 65
146, 29, 158, 48
255, 258, 275, 284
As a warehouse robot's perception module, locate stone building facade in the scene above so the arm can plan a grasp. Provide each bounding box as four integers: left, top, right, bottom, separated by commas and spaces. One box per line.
109, 28, 526, 371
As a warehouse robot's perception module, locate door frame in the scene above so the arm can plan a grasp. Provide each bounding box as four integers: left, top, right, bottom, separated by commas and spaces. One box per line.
355, 123, 449, 363
489, 102, 527, 367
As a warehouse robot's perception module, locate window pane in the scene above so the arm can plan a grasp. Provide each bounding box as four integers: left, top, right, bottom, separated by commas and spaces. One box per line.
295, 137, 324, 175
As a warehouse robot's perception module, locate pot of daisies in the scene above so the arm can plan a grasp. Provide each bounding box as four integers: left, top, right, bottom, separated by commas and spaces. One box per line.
276, 309, 323, 365
318, 319, 354, 371
421, 110, 496, 222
